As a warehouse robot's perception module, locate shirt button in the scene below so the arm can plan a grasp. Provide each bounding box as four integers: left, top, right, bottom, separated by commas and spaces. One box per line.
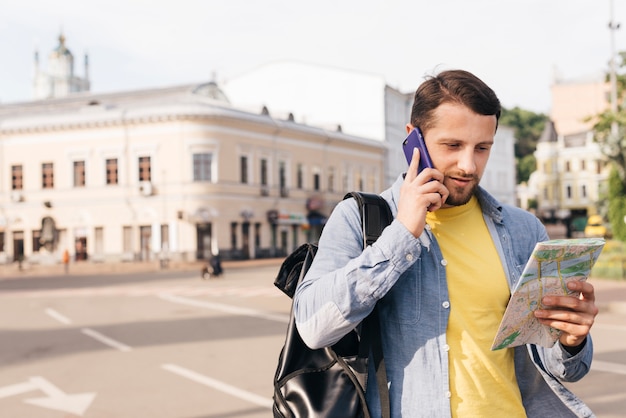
440, 259, 447, 266
406, 253, 414, 262
445, 391, 452, 398
443, 344, 450, 352
442, 301, 450, 309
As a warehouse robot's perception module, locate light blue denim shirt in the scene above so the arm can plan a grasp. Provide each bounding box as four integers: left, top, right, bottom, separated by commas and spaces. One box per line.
294, 175, 594, 417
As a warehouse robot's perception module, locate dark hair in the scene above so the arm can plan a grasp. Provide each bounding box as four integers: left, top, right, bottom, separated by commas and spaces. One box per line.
410, 69, 501, 132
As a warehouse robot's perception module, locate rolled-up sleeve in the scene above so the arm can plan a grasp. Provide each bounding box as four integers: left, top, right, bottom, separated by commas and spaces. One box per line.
294, 197, 421, 349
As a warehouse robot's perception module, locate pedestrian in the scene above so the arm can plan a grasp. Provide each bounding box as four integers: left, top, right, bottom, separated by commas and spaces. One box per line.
293, 69, 597, 417
62, 249, 70, 274
210, 253, 223, 277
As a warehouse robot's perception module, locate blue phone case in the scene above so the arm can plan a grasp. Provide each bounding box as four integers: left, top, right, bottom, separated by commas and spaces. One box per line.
402, 127, 433, 174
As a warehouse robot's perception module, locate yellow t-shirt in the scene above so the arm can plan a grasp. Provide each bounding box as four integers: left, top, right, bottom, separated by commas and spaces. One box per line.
426, 196, 526, 417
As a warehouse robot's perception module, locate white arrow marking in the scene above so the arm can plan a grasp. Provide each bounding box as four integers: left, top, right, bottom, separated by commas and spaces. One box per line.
162, 364, 272, 408
0, 377, 96, 416
0, 380, 37, 399
24, 377, 96, 416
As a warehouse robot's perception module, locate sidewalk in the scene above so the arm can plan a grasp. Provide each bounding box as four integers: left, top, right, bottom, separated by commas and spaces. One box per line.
590, 276, 626, 315
0, 257, 285, 279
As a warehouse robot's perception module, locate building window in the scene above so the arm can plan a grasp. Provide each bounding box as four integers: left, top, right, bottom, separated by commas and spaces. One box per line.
73, 161, 86, 187
95, 227, 104, 256
279, 161, 287, 196
138, 156, 151, 181
312, 167, 320, 191
123, 226, 133, 253
42, 162, 54, 189
11, 165, 23, 190
260, 158, 268, 186
581, 160, 586, 171
327, 167, 335, 192
161, 224, 169, 248
106, 158, 118, 185
566, 185, 572, 199
0, 231, 4, 252
297, 164, 303, 189
582, 184, 587, 198
254, 222, 261, 248
596, 160, 602, 175
32, 230, 42, 252
240, 156, 248, 184
230, 222, 238, 250
565, 161, 570, 172
193, 153, 212, 182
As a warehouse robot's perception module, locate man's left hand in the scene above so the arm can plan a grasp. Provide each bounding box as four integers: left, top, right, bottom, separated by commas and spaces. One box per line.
533, 280, 598, 349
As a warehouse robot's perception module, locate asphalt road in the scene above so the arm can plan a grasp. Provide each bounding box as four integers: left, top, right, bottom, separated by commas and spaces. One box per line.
0, 264, 624, 417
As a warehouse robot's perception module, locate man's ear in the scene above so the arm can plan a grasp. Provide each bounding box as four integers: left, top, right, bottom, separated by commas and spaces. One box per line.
405, 123, 414, 135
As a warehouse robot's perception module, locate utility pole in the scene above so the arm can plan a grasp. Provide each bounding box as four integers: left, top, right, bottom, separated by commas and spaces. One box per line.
609, 0, 621, 138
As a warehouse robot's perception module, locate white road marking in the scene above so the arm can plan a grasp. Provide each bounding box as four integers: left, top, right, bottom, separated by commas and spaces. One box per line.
158, 293, 289, 323
25, 377, 96, 416
161, 364, 272, 409
0, 285, 283, 299
80, 328, 132, 352
0, 377, 96, 416
0, 380, 36, 399
45, 308, 72, 325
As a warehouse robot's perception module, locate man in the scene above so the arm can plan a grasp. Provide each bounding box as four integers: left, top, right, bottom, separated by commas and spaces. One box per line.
293, 69, 597, 417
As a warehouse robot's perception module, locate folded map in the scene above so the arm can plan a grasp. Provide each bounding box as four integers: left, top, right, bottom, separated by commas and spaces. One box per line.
492, 238, 606, 350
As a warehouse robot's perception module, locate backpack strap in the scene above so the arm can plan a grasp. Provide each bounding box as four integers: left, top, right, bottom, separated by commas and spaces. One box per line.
343, 191, 391, 418
344, 192, 393, 247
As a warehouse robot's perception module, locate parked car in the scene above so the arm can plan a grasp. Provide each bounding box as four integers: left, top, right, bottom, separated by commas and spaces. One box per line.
584, 215, 610, 238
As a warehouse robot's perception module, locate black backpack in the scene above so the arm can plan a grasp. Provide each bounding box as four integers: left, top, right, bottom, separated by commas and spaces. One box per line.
273, 192, 392, 418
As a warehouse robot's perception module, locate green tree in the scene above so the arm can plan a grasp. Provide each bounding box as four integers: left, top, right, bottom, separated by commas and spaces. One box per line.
588, 52, 626, 241
500, 107, 548, 183
517, 154, 537, 185
608, 167, 626, 241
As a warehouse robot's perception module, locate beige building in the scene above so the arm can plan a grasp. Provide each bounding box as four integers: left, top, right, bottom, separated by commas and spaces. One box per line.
530, 74, 611, 232
223, 61, 518, 203
0, 82, 385, 265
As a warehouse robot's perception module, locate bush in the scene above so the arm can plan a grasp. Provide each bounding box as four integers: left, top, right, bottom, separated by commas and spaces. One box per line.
591, 240, 626, 280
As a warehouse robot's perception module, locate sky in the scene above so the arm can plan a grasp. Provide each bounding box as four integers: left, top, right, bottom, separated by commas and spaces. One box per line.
0, 0, 624, 114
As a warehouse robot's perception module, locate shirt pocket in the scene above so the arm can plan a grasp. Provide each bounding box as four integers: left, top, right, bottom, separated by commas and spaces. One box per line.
379, 261, 421, 325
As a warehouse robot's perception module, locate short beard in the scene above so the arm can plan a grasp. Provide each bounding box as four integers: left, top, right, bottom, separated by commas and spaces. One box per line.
443, 176, 479, 207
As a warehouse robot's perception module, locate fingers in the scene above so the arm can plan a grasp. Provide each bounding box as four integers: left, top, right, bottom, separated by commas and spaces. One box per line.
397, 149, 448, 237
404, 148, 420, 182
533, 281, 598, 347
569, 279, 596, 303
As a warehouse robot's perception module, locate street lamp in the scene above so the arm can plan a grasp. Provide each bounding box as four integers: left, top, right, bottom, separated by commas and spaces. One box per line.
609, 0, 621, 138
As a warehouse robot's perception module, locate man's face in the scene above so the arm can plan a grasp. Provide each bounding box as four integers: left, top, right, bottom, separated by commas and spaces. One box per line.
410, 102, 497, 207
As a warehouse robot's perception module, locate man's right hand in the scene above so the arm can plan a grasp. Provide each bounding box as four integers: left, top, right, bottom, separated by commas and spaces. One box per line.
397, 148, 449, 238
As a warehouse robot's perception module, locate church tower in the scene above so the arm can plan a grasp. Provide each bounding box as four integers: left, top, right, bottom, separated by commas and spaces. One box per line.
33, 33, 90, 99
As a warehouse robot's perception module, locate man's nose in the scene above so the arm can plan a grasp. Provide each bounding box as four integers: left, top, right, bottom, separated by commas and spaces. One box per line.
457, 150, 476, 174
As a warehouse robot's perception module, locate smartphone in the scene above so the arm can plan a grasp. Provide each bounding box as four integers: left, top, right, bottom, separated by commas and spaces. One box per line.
402, 127, 434, 175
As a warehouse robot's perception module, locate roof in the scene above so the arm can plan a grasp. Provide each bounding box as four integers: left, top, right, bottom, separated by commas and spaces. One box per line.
538, 119, 558, 142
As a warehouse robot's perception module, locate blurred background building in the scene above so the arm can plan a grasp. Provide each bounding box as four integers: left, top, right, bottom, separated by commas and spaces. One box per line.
529, 73, 612, 235
0, 34, 516, 265
0, 35, 386, 264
